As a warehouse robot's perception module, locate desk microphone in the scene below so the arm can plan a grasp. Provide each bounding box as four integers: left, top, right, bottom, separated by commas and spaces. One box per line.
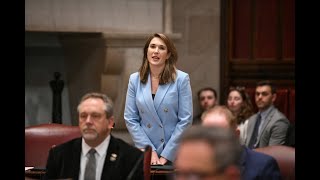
126, 145, 151, 180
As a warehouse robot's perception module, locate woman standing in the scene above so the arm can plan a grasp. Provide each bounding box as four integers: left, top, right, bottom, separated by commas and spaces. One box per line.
124, 33, 193, 165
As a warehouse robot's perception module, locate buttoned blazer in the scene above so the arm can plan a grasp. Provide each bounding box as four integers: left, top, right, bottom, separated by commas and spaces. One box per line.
43, 135, 144, 180
124, 70, 193, 162
245, 106, 290, 148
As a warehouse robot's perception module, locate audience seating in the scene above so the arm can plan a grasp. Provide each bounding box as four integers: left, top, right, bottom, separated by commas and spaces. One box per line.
25, 123, 81, 168
288, 88, 295, 124
285, 123, 295, 147
274, 89, 289, 119
254, 145, 295, 180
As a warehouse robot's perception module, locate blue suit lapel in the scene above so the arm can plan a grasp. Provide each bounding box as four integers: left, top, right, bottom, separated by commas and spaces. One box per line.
142, 77, 154, 112
141, 76, 162, 124
154, 82, 171, 111
239, 147, 247, 177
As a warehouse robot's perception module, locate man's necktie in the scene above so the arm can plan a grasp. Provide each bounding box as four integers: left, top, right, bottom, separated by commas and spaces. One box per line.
84, 148, 96, 180
248, 114, 262, 149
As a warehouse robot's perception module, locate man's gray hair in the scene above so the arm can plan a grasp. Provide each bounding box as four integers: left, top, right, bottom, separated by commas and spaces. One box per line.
77, 92, 114, 118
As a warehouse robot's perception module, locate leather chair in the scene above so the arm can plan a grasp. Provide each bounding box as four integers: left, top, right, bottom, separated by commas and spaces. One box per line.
288, 88, 295, 124
274, 89, 289, 119
25, 123, 81, 168
285, 123, 295, 147
254, 145, 295, 180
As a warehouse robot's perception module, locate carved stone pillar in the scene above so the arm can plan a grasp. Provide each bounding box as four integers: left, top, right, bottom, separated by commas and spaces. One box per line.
164, 0, 172, 33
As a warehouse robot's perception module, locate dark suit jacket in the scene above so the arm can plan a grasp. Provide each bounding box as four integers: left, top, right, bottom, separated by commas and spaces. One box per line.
43, 135, 144, 180
240, 146, 281, 180
245, 106, 290, 148
285, 123, 295, 147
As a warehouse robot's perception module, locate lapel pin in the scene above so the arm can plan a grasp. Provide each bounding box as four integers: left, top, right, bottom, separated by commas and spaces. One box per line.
110, 153, 117, 161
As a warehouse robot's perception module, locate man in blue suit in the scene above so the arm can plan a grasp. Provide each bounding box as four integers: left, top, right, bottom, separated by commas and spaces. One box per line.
201, 105, 281, 180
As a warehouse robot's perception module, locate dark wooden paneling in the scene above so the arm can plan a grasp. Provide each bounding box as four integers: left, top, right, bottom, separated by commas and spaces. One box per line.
283, 0, 295, 59
220, 0, 295, 105
288, 88, 295, 123
229, 60, 295, 79
255, 0, 278, 59
232, 0, 251, 59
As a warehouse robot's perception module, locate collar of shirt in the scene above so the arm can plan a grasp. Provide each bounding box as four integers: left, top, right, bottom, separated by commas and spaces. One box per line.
260, 105, 274, 121
80, 135, 111, 180
258, 105, 274, 132
82, 135, 111, 157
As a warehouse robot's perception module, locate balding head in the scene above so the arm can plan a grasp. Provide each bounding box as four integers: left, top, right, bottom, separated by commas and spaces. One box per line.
201, 105, 238, 132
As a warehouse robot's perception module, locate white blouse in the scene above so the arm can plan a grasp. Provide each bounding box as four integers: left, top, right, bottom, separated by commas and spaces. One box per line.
238, 119, 249, 145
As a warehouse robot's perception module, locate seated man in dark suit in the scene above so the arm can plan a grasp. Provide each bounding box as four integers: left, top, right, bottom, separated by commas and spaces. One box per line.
201, 105, 282, 180
44, 92, 143, 180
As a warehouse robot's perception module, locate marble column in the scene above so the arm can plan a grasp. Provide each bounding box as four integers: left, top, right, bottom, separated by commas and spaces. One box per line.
164, 0, 172, 33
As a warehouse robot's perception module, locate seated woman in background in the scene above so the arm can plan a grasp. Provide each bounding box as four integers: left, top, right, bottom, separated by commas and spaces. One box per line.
227, 86, 254, 145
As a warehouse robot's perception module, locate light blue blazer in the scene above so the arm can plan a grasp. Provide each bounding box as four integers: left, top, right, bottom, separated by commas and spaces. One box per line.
124, 70, 193, 162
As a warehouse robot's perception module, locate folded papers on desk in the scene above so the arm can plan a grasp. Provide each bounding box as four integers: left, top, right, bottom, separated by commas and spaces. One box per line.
25, 167, 34, 171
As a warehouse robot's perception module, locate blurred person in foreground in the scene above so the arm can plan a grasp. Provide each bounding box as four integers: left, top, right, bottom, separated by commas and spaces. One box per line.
174, 126, 242, 180
201, 105, 281, 180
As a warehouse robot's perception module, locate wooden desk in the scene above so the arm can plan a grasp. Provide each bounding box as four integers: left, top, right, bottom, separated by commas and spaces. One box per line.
25, 170, 45, 180
151, 169, 174, 180
25, 168, 174, 180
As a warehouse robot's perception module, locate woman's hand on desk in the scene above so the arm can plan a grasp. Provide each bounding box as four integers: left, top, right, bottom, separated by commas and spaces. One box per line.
151, 151, 160, 165
159, 157, 168, 165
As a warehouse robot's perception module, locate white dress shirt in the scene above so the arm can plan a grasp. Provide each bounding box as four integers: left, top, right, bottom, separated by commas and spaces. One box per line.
79, 135, 110, 180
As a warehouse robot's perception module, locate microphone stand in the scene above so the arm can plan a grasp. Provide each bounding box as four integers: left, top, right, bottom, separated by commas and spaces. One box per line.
126, 145, 151, 180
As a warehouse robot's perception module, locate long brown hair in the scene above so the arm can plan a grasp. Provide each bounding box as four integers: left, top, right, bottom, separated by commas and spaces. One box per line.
227, 86, 254, 124
139, 33, 177, 84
